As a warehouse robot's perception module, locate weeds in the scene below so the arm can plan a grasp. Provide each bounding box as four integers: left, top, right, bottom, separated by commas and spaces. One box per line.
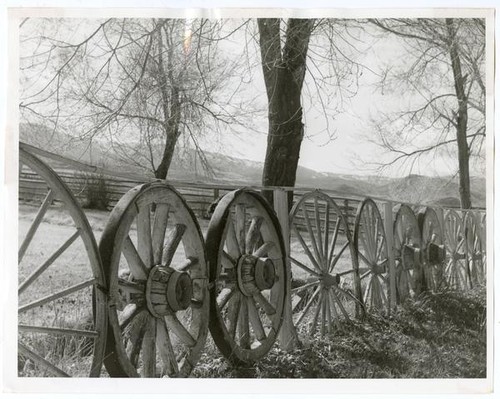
75, 172, 110, 210
193, 285, 486, 378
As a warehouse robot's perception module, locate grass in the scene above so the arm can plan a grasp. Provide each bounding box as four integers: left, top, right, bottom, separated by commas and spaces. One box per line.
192, 285, 486, 378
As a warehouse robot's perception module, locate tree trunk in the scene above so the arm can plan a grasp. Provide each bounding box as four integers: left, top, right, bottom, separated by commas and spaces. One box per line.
258, 18, 314, 206
153, 23, 181, 180
446, 19, 472, 209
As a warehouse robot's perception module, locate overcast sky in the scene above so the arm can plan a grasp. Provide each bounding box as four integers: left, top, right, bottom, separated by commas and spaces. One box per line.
18, 15, 487, 179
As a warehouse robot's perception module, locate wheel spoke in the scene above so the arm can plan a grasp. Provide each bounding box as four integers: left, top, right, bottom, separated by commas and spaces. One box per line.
164, 314, 196, 347
227, 293, 241, 339
151, 203, 170, 265
217, 287, 236, 309
254, 241, 275, 258
118, 278, 145, 295
18, 343, 69, 377
162, 224, 186, 267
327, 290, 340, 328
357, 251, 371, 267
156, 318, 180, 376
309, 289, 323, 336
291, 224, 322, 272
123, 236, 148, 280
137, 205, 153, 269
221, 251, 236, 269
119, 303, 143, 330
323, 202, 331, 265
331, 289, 351, 321
253, 292, 276, 315
245, 216, 264, 254
226, 217, 241, 258
320, 291, 327, 336
247, 297, 266, 341
301, 203, 323, 271
18, 230, 80, 294
328, 240, 350, 273
18, 324, 99, 338
327, 216, 341, 266
176, 256, 198, 272
18, 189, 54, 263
325, 291, 335, 332
313, 197, 325, 264
235, 203, 247, 255
291, 280, 320, 294
127, 321, 147, 369
295, 285, 321, 327
290, 256, 321, 278
18, 278, 96, 313
238, 295, 250, 349
141, 316, 156, 377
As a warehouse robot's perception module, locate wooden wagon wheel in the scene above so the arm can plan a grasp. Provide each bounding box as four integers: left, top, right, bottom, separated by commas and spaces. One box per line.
417, 207, 446, 292
443, 210, 468, 290
353, 198, 389, 313
99, 182, 209, 377
289, 191, 361, 337
206, 189, 287, 365
464, 211, 485, 286
18, 145, 107, 377
393, 204, 423, 302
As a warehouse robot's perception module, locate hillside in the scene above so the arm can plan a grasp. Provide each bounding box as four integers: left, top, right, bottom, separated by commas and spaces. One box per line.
19, 123, 486, 208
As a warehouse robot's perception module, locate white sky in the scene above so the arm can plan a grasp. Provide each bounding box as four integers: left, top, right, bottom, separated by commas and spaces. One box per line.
16, 14, 488, 179
195, 21, 480, 178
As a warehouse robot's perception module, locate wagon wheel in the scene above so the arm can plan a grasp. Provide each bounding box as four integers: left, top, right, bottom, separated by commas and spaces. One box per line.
417, 207, 446, 292
18, 145, 107, 377
479, 212, 487, 275
353, 198, 389, 313
443, 210, 468, 290
100, 182, 209, 377
289, 191, 361, 337
464, 211, 485, 286
393, 204, 422, 302
206, 189, 287, 365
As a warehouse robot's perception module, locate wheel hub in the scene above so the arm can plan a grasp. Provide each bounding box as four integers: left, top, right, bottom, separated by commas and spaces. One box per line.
399, 244, 421, 270
236, 255, 276, 296
320, 273, 340, 288
145, 265, 193, 317
427, 242, 446, 264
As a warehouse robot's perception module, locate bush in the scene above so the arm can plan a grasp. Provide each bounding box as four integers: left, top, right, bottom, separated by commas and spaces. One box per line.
76, 172, 110, 210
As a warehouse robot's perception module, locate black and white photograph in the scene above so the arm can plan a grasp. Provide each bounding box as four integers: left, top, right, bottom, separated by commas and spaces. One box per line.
1, 2, 495, 396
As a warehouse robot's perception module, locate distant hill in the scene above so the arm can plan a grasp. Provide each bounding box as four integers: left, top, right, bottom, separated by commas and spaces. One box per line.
19, 123, 486, 208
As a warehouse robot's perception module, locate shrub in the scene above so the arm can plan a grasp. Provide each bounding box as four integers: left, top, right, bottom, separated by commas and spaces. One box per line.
76, 172, 110, 210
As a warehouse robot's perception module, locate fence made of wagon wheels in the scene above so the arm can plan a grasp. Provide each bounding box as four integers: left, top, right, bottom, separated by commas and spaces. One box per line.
17, 142, 487, 377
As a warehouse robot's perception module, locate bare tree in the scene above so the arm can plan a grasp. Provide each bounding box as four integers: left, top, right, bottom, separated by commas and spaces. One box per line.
257, 18, 365, 204
368, 18, 485, 208
20, 18, 251, 179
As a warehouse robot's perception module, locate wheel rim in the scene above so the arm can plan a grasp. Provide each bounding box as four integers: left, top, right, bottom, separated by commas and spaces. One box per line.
18, 145, 107, 377
443, 210, 468, 290
353, 198, 389, 313
100, 182, 209, 377
418, 207, 446, 292
464, 211, 485, 286
289, 191, 361, 337
393, 205, 422, 302
206, 189, 287, 365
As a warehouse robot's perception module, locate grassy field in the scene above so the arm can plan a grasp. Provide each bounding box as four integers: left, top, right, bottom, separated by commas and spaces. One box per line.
18, 202, 487, 378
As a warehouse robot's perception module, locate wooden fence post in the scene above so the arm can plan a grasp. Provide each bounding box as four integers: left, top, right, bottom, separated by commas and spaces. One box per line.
384, 201, 397, 313
273, 188, 298, 350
